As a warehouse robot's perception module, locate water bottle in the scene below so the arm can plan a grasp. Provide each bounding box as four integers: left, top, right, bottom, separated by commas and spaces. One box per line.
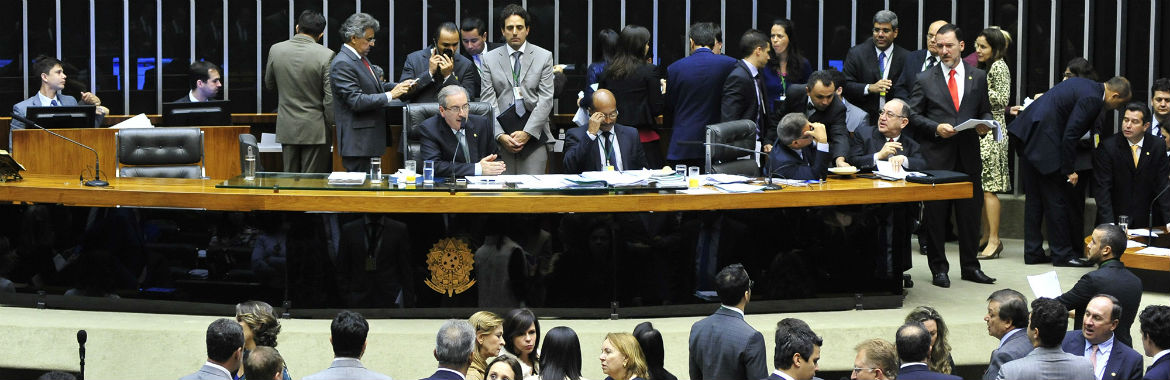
244, 146, 256, 181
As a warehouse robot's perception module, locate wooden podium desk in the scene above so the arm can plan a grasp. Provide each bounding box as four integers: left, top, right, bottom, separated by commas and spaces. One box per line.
10, 126, 250, 180
1087, 231, 1170, 272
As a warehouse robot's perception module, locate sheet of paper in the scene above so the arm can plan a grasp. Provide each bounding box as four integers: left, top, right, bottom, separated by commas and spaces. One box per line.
876, 160, 909, 179
1027, 271, 1063, 299
1136, 246, 1170, 256
110, 113, 153, 129
953, 119, 999, 132
1127, 240, 1147, 249
713, 183, 765, 193
679, 187, 719, 195
703, 173, 753, 184
1128, 228, 1160, 237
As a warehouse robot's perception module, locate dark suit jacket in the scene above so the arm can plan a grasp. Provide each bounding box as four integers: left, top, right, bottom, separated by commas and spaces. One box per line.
768, 84, 849, 159
767, 143, 829, 181
418, 114, 498, 178
173, 94, 193, 103
562, 124, 648, 174
1148, 354, 1170, 380
594, 63, 664, 131
892, 49, 934, 100
984, 329, 1034, 380
908, 62, 993, 172
1061, 331, 1145, 380
460, 42, 505, 63
664, 48, 739, 161
721, 60, 769, 141
398, 47, 481, 102
899, 363, 962, 380
843, 38, 909, 119
1008, 77, 1106, 176
419, 369, 466, 380
331, 46, 400, 158
688, 307, 769, 380
847, 125, 927, 171
1093, 134, 1170, 227
1056, 259, 1144, 348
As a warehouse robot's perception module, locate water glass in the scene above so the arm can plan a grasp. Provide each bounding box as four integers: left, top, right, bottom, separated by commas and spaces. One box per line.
687, 166, 701, 189
369, 157, 382, 184
423, 160, 436, 184
404, 160, 418, 183
675, 164, 687, 177
1119, 215, 1130, 235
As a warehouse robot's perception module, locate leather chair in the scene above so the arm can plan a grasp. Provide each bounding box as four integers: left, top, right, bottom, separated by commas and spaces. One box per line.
704, 119, 760, 176
115, 128, 205, 178
401, 101, 493, 163
237, 133, 262, 173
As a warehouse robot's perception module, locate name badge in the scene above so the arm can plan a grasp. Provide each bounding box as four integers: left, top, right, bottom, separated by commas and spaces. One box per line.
365, 255, 377, 271
513, 87, 523, 102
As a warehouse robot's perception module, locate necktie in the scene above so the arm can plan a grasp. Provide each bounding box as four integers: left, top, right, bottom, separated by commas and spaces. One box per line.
360, 56, 377, 81
923, 56, 937, 72
50, 99, 58, 106
511, 51, 526, 117
457, 130, 470, 163
888, 138, 895, 143
1089, 344, 1099, 369
878, 51, 887, 77
947, 69, 960, 111
754, 72, 768, 133
473, 54, 483, 68
1132, 144, 1141, 168
601, 131, 617, 169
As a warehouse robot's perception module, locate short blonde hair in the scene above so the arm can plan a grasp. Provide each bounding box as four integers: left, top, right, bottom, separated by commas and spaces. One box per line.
469, 311, 504, 376
854, 338, 897, 378
605, 332, 649, 379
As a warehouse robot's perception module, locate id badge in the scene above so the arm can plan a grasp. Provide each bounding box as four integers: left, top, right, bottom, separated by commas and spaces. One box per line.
604, 165, 615, 171
513, 87, 523, 102
365, 255, 377, 271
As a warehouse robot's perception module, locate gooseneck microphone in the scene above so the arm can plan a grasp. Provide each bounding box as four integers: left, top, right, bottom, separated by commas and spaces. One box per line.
12, 114, 108, 187
1148, 183, 1170, 246
450, 128, 463, 195
77, 329, 86, 380
678, 140, 781, 189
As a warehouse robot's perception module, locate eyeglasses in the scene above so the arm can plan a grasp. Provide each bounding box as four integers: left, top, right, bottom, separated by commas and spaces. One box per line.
444, 104, 471, 112
880, 110, 906, 119
852, 367, 878, 374
873, 27, 894, 34
363, 36, 376, 43
591, 110, 619, 119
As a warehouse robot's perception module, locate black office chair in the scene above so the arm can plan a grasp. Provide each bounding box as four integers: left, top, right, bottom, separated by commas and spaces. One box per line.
401, 101, 493, 163
237, 133, 263, 173
704, 119, 760, 176
115, 128, 205, 178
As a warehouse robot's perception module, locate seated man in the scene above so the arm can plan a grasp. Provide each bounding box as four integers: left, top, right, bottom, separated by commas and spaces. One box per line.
11, 55, 107, 131
1059, 294, 1144, 380
177, 61, 223, 102
418, 85, 505, 178
563, 89, 649, 174
848, 98, 926, 172
1093, 102, 1170, 228
766, 112, 829, 180
181, 318, 244, 380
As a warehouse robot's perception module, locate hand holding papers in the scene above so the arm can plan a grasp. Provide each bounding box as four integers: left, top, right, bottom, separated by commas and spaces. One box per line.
1027, 271, 1063, 299
955, 119, 1004, 141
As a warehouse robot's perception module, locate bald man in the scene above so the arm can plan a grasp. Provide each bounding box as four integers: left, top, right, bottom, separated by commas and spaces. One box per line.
563, 89, 649, 174
891, 20, 948, 100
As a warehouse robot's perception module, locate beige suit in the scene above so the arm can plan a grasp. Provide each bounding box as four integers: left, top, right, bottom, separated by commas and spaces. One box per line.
264, 34, 335, 173
479, 42, 555, 175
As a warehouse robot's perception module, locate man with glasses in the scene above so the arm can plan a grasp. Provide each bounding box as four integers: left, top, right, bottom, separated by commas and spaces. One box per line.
563, 89, 647, 174
418, 85, 505, 178
843, 10, 910, 123
892, 20, 948, 100
689, 264, 769, 380
399, 22, 480, 103
848, 99, 925, 172
896, 322, 962, 380
849, 339, 896, 380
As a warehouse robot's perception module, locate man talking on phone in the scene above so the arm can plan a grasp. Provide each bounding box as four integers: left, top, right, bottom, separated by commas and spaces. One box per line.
399, 22, 481, 103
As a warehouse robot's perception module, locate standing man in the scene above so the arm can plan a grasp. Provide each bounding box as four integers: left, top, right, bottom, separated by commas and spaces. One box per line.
178, 61, 223, 102
302, 310, 393, 380
399, 22, 481, 103
1056, 224, 1143, 348
996, 298, 1096, 380
181, 319, 244, 380
1139, 305, 1170, 379
896, 322, 962, 380
1059, 294, 1145, 380
849, 339, 896, 380
767, 318, 822, 380
562, 89, 648, 174
459, 17, 504, 74
983, 289, 1032, 380
843, 10, 909, 122
1093, 103, 1170, 228
264, 10, 334, 173
420, 320, 476, 380
892, 20, 948, 100
418, 85, 505, 178
1009, 75, 1131, 266
330, 12, 414, 173
768, 70, 849, 164
663, 22, 739, 169
721, 29, 773, 144
479, 4, 555, 174
688, 264, 769, 380
1150, 78, 1170, 136
907, 23, 995, 287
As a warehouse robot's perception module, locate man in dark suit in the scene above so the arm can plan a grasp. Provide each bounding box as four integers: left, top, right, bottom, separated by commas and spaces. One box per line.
1009, 76, 1131, 266
997, 298, 1097, 380
721, 29, 771, 142
766, 113, 830, 180
563, 89, 648, 173
766, 318, 822, 380
848, 98, 927, 172
331, 13, 416, 172
1139, 305, 1170, 379
459, 17, 504, 74
418, 85, 505, 178
891, 20, 947, 100
420, 320, 476, 380
180, 318, 243, 380
335, 214, 414, 308
688, 264, 768, 380
302, 311, 393, 380
399, 22, 481, 103
664, 22, 739, 169
1057, 224, 1144, 348
242, 346, 284, 380
907, 24, 996, 287
897, 322, 962, 380
1094, 103, 1170, 228
850, 338, 897, 380
843, 10, 909, 122
176, 61, 223, 103
983, 289, 1032, 380
765, 70, 850, 167
1060, 294, 1145, 380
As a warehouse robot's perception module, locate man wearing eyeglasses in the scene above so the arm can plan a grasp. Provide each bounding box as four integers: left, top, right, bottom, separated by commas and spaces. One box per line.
563, 89, 647, 174
849, 339, 896, 380
843, 10, 910, 123
418, 85, 505, 178
848, 99, 926, 172
892, 20, 948, 100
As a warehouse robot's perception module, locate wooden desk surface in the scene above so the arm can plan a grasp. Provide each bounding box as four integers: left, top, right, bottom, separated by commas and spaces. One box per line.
1085, 234, 1170, 272
0, 174, 971, 213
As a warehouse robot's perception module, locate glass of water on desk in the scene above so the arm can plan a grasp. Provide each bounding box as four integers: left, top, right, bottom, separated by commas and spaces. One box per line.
423, 160, 435, 184
369, 157, 382, 184
1119, 215, 1130, 235
688, 166, 701, 189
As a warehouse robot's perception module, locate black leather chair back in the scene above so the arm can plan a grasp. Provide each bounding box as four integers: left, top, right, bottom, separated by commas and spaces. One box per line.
237, 133, 262, 173
115, 128, 205, 178
705, 119, 760, 176
401, 101, 493, 163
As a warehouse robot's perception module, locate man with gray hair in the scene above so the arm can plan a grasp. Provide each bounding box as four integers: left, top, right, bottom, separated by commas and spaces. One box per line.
331, 12, 416, 173
421, 319, 476, 380
983, 289, 1032, 380
843, 10, 910, 122
765, 112, 829, 180
419, 85, 505, 177
180, 318, 244, 380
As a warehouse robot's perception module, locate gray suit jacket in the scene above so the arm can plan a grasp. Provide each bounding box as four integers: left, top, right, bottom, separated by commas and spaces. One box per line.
330, 46, 398, 158
478, 43, 554, 141
265, 34, 335, 145
301, 358, 392, 380
179, 364, 234, 380
983, 329, 1035, 380
11, 93, 104, 130
687, 307, 769, 380
996, 346, 1095, 380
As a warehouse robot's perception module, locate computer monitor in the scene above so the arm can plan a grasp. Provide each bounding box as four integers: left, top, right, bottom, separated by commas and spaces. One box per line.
161, 100, 231, 126
24, 105, 97, 129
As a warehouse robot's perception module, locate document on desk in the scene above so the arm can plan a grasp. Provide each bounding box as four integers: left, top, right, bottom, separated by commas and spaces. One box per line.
875, 160, 911, 179
713, 183, 765, 193
1128, 228, 1160, 237
1127, 240, 1146, 249
954, 119, 1003, 141
327, 172, 366, 185
577, 170, 651, 186
1136, 246, 1170, 256
703, 174, 752, 184
1027, 271, 1063, 299
111, 113, 154, 129
466, 175, 541, 185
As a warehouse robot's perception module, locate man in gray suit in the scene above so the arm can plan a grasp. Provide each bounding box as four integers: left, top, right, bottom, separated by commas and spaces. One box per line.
265, 10, 335, 173
180, 318, 244, 380
11, 55, 107, 145
330, 12, 415, 173
983, 289, 1033, 380
303, 310, 392, 380
688, 264, 769, 380
479, 4, 555, 174
997, 298, 1095, 380
242, 346, 284, 380
420, 320, 476, 380
398, 22, 480, 103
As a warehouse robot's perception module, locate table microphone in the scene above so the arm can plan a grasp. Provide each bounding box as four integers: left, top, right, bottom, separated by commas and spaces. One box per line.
677, 140, 781, 190
1148, 183, 1170, 246
11, 114, 108, 187
450, 130, 462, 194
77, 329, 86, 380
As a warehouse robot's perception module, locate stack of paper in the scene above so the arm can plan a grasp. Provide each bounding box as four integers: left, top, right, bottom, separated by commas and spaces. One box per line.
327, 172, 366, 185
1128, 228, 1160, 238
1136, 246, 1170, 256
1026, 271, 1063, 299
704, 174, 752, 184
713, 183, 765, 193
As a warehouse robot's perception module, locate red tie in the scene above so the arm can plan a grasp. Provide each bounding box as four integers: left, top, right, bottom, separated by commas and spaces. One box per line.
888, 138, 894, 142
947, 69, 960, 111
361, 57, 377, 80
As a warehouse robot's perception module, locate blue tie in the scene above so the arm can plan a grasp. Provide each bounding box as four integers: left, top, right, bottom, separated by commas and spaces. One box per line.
878, 51, 887, 76
50, 99, 58, 106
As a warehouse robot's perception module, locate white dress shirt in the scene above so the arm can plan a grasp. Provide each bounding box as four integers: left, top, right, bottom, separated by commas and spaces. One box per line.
586, 128, 626, 171
939, 60, 965, 104
37, 91, 60, 106
873, 134, 910, 168
342, 44, 393, 102
770, 369, 797, 380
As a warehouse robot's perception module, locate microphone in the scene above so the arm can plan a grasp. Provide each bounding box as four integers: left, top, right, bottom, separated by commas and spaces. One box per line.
77, 329, 86, 380
450, 128, 463, 194
1148, 183, 1170, 246
12, 114, 108, 187
677, 140, 781, 190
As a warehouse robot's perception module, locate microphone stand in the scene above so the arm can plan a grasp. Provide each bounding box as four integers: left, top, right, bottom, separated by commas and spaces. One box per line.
1148, 184, 1170, 246
450, 129, 462, 195
12, 114, 108, 187
679, 140, 781, 190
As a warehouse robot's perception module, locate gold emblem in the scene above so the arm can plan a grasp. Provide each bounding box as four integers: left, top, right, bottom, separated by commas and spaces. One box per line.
425, 237, 476, 296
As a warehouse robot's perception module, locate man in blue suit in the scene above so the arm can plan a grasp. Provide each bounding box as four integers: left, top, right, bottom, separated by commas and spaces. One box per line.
1008, 76, 1131, 266
180, 318, 243, 380
664, 22, 738, 170
896, 321, 962, 380
418, 85, 505, 178
688, 264, 769, 380
1139, 305, 1170, 380
563, 89, 648, 173
11, 55, 107, 134
1060, 295, 1145, 380
420, 319, 477, 380
766, 112, 829, 181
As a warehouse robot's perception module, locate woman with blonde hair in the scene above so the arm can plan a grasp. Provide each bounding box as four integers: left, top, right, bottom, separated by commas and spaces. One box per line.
469, 311, 506, 380
235, 300, 290, 380
904, 305, 955, 374
599, 333, 648, 380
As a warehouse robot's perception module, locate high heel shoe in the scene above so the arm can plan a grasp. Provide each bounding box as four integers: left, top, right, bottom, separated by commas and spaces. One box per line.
977, 242, 1004, 260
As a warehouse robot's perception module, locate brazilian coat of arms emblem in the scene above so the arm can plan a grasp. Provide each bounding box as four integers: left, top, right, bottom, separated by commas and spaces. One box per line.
425, 237, 476, 296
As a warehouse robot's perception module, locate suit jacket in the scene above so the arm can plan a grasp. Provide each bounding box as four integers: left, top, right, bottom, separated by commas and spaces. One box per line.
1148, 353, 1170, 380
419, 368, 465, 380
179, 364, 233, 380
768, 143, 829, 180
562, 124, 648, 173
892, 49, 935, 100
595, 63, 664, 130
1093, 134, 1170, 227
11, 93, 104, 130
908, 62, 993, 172
843, 38, 909, 119
418, 114, 498, 178
984, 329, 1035, 380
1060, 331, 1145, 380
335, 217, 413, 308
898, 363, 962, 380
479, 43, 555, 140
1056, 259, 1143, 348
265, 34, 335, 145
721, 60, 769, 141
331, 46, 400, 157
301, 358, 392, 380
398, 46, 481, 103
461, 42, 505, 68
996, 346, 1096, 380
847, 125, 927, 171
688, 307, 769, 380
664, 48, 739, 160
1008, 77, 1106, 176
767, 84, 850, 159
